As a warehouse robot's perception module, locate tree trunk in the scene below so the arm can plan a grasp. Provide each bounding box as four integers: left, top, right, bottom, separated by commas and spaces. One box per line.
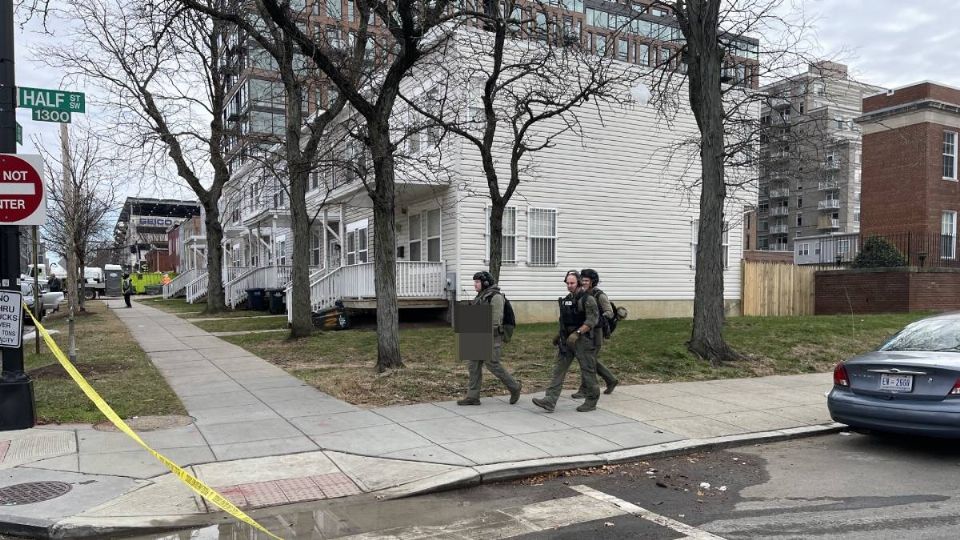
289, 164, 313, 338
204, 200, 227, 314
488, 202, 504, 282
682, 0, 740, 366
370, 126, 403, 372
77, 259, 86, 312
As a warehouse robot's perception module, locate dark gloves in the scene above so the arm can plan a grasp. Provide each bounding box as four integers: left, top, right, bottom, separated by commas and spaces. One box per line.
565, 332, 580, 349
552, 334, 562, 346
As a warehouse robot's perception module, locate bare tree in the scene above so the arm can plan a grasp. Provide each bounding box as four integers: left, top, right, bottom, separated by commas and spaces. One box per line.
402, 4, 640, 281
40, 0, 234, 313
33, 124, 120, 313
178, 0, 472, 370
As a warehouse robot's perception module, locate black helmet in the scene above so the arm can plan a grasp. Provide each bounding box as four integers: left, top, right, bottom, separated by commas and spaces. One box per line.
580, 268, 599, 287
473, 271, 494, 289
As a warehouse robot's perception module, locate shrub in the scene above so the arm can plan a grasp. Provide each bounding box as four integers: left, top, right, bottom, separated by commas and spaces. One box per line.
852, 236, 907, 268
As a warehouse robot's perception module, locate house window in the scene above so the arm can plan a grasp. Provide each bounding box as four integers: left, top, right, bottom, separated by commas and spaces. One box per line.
596, 35, 606, 56
691, 219, 730, 269
272, 188, 285, 209
528, 208, 557, 266
944, 131, 957, 180
326, 0, 341, 19
310, 231, 322, 266
942, 211, 957, 259
485, 207, 517, 263
426, 208, 441, 262
796, 213, 803, 227
617, 38, 628, 61
838, 239, 850, 255
346, 221, 368, 265
276, 237, 287, 266
659, 47, 671, 66
636, 43, 649, 66
408, 213, 422, 261
796, 243, 808, 256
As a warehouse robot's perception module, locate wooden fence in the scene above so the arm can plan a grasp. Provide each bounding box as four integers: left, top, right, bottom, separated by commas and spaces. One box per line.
741, 261, 817, 316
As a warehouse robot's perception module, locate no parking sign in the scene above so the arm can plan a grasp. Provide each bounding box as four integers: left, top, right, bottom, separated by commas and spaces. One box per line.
0, 290, 23, 349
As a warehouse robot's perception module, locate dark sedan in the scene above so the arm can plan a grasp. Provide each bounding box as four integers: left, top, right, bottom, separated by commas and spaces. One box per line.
828, 312, 960, 438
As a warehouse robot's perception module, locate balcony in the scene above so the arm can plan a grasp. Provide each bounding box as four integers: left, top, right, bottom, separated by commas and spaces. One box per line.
818, 199, 841, 210
241, 192, 290, 226
769, 224, 789, 235
818, 217, 840, 230
818, 180, 839, 191
769, 188, 790, 199
770, 206, 789, 217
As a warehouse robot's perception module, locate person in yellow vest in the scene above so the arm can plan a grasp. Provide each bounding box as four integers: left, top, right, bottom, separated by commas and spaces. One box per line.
161, 273, 172, 286
122, 273, 133, 308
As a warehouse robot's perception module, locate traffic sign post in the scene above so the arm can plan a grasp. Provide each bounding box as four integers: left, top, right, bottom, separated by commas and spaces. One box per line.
0, 0, 38, 431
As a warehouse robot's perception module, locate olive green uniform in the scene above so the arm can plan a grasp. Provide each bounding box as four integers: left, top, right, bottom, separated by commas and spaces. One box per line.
465, 285, 520, 400
577, 288, 618, 395
542, 291, 600, 407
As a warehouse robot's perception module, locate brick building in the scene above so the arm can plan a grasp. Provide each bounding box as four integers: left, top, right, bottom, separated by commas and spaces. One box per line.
856, 81, 960, 261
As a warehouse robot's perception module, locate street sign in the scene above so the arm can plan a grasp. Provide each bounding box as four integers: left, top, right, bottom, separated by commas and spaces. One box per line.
17, 86, 85, 114
31, 108, 70, 124
15, 123, 21, 145
0, 290, 23, 349
0, 155, 46, 226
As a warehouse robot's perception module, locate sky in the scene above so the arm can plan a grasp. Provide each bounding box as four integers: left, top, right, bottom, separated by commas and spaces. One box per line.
10, 0, 960, 198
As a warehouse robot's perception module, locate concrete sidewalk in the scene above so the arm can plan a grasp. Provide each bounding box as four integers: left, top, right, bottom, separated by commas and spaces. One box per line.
0, 300, 841, 537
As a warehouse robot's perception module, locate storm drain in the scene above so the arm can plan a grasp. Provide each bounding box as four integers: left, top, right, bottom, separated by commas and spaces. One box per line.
0, 481, 72, 505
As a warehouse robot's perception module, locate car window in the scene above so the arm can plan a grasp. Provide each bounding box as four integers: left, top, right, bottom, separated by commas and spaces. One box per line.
880, 318, 960, 352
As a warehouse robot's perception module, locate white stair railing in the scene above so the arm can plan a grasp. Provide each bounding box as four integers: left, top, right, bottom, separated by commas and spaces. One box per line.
162, 268, 196, 299
185, 272, 209, 304
225, 267, 265, 308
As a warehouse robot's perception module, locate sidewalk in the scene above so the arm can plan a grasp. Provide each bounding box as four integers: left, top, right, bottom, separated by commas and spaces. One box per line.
0, 300, 841, 537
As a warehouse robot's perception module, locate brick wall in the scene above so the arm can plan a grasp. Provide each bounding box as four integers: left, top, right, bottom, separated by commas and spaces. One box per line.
863, 82, 960, 113
815, 268, 960, 314
860, 124, 929, 238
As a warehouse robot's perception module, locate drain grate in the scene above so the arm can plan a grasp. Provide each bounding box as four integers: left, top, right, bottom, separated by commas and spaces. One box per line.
0, 481, 72, 505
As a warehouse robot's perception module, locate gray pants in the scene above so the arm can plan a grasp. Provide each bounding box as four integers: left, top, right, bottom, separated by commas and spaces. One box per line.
543, 336, 599, 406
466, 338, 519, 399
578, 338, 616, 393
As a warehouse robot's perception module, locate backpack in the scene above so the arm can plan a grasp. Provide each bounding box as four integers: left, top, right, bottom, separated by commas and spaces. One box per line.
593, 289, 623, 339
500, 294, 517, 343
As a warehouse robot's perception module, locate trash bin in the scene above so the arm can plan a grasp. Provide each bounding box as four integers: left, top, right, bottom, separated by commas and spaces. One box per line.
312, 300, 349, 330
246, 288, 266, 310
267, 288, 286, 314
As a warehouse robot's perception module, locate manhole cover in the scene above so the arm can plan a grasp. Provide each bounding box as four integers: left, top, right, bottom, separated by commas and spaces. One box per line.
94, 415, 194, 432
0, 482, 72, 505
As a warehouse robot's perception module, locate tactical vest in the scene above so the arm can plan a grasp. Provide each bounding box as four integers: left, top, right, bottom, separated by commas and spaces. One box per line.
559, 294, 586, 328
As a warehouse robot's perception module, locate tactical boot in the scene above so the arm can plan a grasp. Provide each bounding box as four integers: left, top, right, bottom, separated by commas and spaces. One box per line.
509, 383, 522, 405
532, 398, 555, 413
457, 398, 481, 406
571, 392, 585, 399
576, 401, 597, 412
604, 380, 619, 395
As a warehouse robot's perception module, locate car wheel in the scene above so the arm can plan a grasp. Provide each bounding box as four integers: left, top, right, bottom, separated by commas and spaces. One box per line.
83, 289, 96, 301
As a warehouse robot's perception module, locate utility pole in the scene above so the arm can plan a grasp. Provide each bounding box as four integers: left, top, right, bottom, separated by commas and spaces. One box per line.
0, 0, 37, 430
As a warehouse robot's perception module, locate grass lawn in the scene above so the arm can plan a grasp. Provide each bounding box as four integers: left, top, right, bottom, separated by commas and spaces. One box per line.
26, 301, 186, 424
220, 312, 928, 407
139, 296, 279, 319
193, 316, 289, 333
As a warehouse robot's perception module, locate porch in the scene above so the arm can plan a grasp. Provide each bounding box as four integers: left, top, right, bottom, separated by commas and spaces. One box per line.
287, 261, 448, 322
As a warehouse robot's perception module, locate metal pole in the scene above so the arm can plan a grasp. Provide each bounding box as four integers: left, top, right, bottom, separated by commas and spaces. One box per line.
0, 0, 36, 430
32, 225, 38, 354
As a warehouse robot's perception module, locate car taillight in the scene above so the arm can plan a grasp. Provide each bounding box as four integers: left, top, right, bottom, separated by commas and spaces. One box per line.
833, 363, 849, 387
950, 379, 960, 396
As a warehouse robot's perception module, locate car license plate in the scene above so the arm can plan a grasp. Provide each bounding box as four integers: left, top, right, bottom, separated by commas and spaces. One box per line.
880, 374, 913, 392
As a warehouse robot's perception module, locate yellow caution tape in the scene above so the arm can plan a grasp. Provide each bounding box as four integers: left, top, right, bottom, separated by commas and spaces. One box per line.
23, 306, 283, 540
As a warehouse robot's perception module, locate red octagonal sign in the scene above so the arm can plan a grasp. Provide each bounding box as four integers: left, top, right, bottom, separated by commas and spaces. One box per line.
0, 154, 45, 225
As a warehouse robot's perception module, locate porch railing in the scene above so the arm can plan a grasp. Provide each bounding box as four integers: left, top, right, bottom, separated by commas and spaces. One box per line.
289, 261, 446, 323
185, 272, 209, 304
162, 268, 196, 299
224, 265, 295, 308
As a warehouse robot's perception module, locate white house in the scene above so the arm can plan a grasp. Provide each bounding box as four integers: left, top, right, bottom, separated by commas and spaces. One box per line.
186, 29, 757, 323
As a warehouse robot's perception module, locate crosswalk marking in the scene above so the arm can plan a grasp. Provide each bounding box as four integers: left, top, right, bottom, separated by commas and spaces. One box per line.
570, 484, 727, 540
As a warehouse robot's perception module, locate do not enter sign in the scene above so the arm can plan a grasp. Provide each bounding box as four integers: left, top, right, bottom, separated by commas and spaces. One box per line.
0, 154, 46, 225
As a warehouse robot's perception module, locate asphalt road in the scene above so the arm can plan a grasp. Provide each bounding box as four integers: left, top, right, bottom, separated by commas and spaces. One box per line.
134, 431, 960, 539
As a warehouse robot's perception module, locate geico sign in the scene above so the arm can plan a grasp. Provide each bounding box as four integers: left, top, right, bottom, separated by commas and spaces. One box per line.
135, 217, 177, 227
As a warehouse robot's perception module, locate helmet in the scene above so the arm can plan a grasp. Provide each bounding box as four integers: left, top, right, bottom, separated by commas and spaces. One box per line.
473, 271, 494, 289
580, 268, 599, 287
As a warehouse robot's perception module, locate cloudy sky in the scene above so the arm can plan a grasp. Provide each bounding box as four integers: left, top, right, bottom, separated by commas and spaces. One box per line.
10, 0, 960, 185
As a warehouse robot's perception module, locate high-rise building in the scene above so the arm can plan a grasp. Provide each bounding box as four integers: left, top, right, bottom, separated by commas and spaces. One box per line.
219, 0, 761, 173
756, 61, 885, 253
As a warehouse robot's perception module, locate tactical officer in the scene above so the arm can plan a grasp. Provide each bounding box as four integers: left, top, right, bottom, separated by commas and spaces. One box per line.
533, 270, 601, 413
458, 271, 522, 406
572, 269, 619, 398
121, 273, 133, 308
